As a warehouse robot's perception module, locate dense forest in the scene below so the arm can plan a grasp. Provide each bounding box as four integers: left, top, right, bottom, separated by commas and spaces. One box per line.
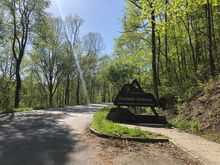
0, 0, 220, 110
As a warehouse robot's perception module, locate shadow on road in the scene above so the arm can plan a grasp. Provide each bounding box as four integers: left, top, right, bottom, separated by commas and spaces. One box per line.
0, 112, 81, 165
0, 104, 107, 122
46, 104, 107, 114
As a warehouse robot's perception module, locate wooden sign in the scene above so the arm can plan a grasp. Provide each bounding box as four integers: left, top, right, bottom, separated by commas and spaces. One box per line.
114, 80, 158, 107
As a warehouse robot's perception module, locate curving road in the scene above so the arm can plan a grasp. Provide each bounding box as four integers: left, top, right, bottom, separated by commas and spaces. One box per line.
0, 104, 107, 165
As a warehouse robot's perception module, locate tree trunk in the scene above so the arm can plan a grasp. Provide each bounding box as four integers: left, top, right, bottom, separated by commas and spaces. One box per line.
102, 83, 107, 102
211, 4, 218, 64
157, 35, 161, 86
194, 34, 201, 63
186, 15, 197, 72
206, 0, 216, 77
164, 0, 169, 73
151, 8, 159, 103
174, 32, 182, 84
90, 78, 94, 103
15, 61, 21, 108
49, 93, 53, 107
48, 85, 53, 107
76, 73, 80, 105
65, 74, 70, 105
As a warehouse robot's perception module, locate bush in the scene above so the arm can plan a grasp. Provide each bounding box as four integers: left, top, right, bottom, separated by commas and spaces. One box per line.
171, 115, 199, 132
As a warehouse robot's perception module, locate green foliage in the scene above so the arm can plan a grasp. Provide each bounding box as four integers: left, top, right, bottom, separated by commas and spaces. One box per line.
106, 60, 137, 90
201, 132, 220, 144
0, 107, 33, 114
111, 0, 220, 103
171, 115, 199, 132
91, 107, 160, 138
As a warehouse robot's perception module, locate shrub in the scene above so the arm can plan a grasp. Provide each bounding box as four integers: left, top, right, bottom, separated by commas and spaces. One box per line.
171, 115, 199, 132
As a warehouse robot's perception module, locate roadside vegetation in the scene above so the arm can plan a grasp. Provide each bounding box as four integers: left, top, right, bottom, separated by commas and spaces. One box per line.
171, 115, 199, 132
169, 79, 220, 143
171, 115, 220, 143
0, 107, 33, 114
91, 107, 164, 139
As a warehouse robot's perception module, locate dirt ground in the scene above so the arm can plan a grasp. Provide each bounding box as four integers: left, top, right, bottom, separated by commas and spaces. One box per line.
85, 131, 199, 165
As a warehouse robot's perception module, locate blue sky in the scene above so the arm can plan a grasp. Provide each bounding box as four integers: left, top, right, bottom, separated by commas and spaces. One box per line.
48, 0, 125, 55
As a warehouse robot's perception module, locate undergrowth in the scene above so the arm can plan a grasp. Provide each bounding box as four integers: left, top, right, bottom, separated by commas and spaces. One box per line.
171, 115, 199, 132
0, 107, 33, 114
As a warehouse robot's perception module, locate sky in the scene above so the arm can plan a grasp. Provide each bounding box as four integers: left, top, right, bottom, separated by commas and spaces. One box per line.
47, 0, 125, 55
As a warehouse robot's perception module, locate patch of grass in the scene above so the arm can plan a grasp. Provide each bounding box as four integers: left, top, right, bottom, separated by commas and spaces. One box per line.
0, 107, 33, 114
171, 115, 199, 132
201, 132, 220, 143
91, 107, 162, 138
171, 115, 220, 143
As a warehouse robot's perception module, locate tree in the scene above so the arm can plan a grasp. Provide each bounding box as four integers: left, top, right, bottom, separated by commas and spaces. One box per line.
0, 49, 14, 110
112, 0, 220, 101
82, 32, 104, 103
33, 17, 66, 107
64, 15, 84, 105
150, 4, 159, 102
106, 61, 136, 90
206, 0, 216, 77
3, 0, 50, 108
127, 0, 163, 102
96, 55, 112, 102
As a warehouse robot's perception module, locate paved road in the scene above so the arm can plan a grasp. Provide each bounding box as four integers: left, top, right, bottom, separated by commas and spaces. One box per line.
0, 104, 107, 165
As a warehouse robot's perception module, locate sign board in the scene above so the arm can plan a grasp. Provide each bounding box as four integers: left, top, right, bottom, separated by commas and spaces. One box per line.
114, 80, 158, 107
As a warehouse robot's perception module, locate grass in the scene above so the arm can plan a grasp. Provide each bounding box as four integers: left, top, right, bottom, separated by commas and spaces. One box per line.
171, 115, 199, 132
171, 115, 220, 143
91, 107, 163, 138
201, 132, 220, 143
0, 107, 33, 114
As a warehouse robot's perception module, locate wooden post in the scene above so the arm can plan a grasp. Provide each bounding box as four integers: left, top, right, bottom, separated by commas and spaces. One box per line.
151, 107, 158, 116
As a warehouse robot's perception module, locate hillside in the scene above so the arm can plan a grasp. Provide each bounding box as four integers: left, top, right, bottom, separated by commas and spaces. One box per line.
176, 78, 220, 142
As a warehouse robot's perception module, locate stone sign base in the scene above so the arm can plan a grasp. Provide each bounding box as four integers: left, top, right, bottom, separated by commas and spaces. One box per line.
107, 107, 168, 124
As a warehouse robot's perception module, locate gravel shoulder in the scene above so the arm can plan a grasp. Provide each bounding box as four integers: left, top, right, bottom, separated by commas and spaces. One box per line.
85, 132, 198, 165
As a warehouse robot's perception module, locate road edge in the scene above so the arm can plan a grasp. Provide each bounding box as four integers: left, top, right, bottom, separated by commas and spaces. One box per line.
89, 126, 169, 143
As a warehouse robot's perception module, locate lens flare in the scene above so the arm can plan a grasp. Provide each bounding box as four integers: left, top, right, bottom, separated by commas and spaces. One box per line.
55, 0, 90, 104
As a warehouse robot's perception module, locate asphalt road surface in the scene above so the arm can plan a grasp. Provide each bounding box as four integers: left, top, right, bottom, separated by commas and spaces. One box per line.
0, 104, 107, 165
